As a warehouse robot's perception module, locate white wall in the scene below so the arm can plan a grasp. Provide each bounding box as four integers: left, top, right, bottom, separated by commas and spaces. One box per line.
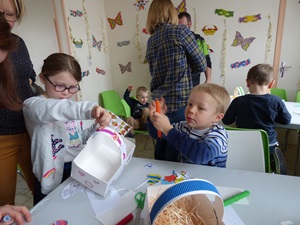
16, 0, 280, 103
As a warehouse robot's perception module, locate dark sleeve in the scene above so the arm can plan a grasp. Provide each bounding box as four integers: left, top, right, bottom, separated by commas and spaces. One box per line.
123, 89, 134, 107
205, 55, 212, 69
222, 99, 238, 125
275, 101, 292, 125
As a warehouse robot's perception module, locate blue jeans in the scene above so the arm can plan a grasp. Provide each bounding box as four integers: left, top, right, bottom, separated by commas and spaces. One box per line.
148, 106, 186, 162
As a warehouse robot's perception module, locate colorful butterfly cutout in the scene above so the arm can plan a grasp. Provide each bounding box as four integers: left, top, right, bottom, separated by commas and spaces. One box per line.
70, 10, 83, 17
96, 68, 106, 75
72, 38, 83, 48
119, 62, 132, 74
107, 12, 123, 30
49, 220, 68, 225
133, 0, 149, 11
176, 0, 187, 13
81, 70, 90, 78
92, 35, 102, 51
231, 31, 256, 51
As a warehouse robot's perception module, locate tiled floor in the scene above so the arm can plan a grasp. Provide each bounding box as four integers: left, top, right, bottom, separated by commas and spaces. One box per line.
15, 131, 300, 208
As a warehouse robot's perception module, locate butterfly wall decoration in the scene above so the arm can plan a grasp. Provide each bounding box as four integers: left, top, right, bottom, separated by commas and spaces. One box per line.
119, 62, 132, 74
72, 38, 83, 48
70, 9, 83, 17
96, 68, 106, 75
82, 70, 90, 78
176, 0, 187, 13
133, 0, 149, 11
231, 31, 256, 51
92, 35, 102, 51
107, 12, 123, 30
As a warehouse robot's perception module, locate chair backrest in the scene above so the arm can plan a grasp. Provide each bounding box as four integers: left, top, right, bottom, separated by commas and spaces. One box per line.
99, 90, 126, 118
121, 99, 131, 118
225, 127, 271, 173
295, 90, 300, 102
270, 88, 288, 101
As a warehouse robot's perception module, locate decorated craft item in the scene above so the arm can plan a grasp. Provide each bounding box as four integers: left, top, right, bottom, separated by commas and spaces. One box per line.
264, 15, 272, 63
49, 220, 68, 225
133, 0, 149, 11
107, 111, 132, 136
142, 28, 149, 34
202, 25, 218, 35
136, 15, 147, 64
238, 13, 261, 23
92, 35, 102, 51
82, 0, 92, 66
147, 174, 161, 185
221, 19, 227, 85
161, 170, 191, 184
231, 31, 256, 51
70, 9, 83, 17
215, 8, 234, 18
107, 12, 123, 30
207, 44, 214, 53
61, 180, 85, 199
99, 17, 108, 54
231, 59, 251, 69
67, 17, 77, 58
119, 62, 132, 74
81, 70, 90, 78
72, 38, 83, 48
145, 179, 224, 225
176, 0, 187, 13
117, 40, 130, 47
96, 68, 105, 75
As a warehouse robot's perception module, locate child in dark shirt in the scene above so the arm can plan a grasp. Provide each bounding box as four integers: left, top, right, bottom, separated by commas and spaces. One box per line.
123, 85, 149, 133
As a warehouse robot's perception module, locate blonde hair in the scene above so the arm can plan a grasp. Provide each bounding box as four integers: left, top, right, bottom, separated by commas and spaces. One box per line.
136, 86, 148, 97
247, 64, 273, 86
146, 0, 178, 34
192, 83, 231, 114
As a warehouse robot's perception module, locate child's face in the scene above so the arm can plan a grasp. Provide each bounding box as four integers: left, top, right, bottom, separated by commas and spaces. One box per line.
137, 91, 148, 105
42, 71, 79, 99
185, 90, 224, 130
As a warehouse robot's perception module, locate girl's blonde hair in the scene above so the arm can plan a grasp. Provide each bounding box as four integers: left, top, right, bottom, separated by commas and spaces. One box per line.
192, 83, 231, 114
146, 0, 178, 35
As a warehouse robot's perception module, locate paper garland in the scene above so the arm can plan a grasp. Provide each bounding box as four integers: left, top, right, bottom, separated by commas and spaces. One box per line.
193, 8, 198, 33
82, 0, 92, 66
99, 16, 108, 54
67, 17, 77, 59
202, 25, 218, 35
136, 15, 145, 64
231, 31, 256, 51
221, 19, 227, 85
264, 15, 272, 63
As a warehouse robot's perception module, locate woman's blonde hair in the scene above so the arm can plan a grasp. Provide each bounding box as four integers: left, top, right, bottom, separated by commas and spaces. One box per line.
146, 0, 178, 35
14, 0, 26, 22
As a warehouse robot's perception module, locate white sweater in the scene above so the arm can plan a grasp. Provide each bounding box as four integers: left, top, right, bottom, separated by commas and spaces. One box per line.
23, 96, 97, 194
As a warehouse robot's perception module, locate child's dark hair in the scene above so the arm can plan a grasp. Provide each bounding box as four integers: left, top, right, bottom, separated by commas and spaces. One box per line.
0, 16, 22, 111
41, 53, 82, 81
178, 12, 191, 23
247, 64, 273, 86
136, 86, 148, 97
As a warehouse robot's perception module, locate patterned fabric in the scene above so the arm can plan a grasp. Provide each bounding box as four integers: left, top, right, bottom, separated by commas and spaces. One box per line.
146, 23, 206, 113
0, 35, 36, 135
166, 122, 228, 167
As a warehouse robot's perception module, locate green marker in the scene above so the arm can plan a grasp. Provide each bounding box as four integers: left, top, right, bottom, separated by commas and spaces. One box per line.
223, 190, 250, 206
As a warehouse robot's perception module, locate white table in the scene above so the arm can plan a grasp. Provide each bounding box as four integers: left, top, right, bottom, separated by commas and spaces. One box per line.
26, 157, 300, 225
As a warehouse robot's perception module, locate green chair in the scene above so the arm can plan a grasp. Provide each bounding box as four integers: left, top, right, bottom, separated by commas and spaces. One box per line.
99, 90, 126, 118
121, 99, 155, 149
225, 126, 271, 173
270, 88, 288, 101
17, 164, 25, 180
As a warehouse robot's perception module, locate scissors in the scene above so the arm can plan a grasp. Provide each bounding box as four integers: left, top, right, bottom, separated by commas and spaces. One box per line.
134, 192, 146, 225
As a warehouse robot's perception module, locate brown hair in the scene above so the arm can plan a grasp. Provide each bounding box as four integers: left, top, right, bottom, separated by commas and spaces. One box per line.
0, 16, 21, 110
178, 12, 191, 22
146, 0, 178, 35
247, 64, 274, 86
136, 86, 148, 97
41, 53, 82, 82
192, 83, 231, 114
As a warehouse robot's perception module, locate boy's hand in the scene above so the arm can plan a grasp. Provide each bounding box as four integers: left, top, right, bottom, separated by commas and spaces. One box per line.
0, 205, 31, 225
149, 100, 172, 136
92, 106, 111, 129
127, 85, 134, 92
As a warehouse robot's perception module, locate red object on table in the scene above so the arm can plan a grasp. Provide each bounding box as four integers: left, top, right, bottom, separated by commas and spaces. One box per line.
155, 99, 162, 138
115, 213, 134, 225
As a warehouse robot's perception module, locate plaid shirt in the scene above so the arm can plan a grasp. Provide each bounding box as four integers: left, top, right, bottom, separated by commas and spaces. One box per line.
146, 23, 206, 113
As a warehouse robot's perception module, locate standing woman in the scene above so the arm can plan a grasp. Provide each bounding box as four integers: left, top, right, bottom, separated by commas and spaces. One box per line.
0, 0, 36, 205
146, 0, 207, 161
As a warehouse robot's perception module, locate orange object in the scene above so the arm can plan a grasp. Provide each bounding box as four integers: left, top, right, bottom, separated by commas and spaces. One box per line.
155, 99, 162, 138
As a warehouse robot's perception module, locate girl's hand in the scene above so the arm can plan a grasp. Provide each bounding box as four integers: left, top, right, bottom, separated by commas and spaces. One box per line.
0, 205, 31, 225
92, 106, 111, 129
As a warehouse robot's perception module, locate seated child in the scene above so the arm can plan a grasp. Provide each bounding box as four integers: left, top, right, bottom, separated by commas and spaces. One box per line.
149, 83, 231, 167
123, 85, 149, 134
222, 64, 291, 173
23, 53, 111, 204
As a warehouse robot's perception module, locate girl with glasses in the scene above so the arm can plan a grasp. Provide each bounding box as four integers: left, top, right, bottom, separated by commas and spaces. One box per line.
23, 53, 111, 205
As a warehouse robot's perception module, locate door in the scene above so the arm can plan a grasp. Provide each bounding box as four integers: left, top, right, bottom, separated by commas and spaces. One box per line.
277, 0, 300, 101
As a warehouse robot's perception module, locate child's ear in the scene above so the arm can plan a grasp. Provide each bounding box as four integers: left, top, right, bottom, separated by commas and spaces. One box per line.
214, 113, 224, 123
246, 79, 251, 87
268, 79, 275, 89
39, 73, 46, 85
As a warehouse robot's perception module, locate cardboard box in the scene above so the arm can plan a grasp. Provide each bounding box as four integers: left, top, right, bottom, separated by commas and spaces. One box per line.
71, 127, 135, 197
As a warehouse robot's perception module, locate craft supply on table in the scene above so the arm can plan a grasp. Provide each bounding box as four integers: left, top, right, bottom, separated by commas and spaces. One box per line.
134, 192, 146, 225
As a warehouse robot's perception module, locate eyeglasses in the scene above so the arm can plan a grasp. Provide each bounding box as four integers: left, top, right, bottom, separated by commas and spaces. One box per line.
0, 10, 18, 22
45, 76, 80, 94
